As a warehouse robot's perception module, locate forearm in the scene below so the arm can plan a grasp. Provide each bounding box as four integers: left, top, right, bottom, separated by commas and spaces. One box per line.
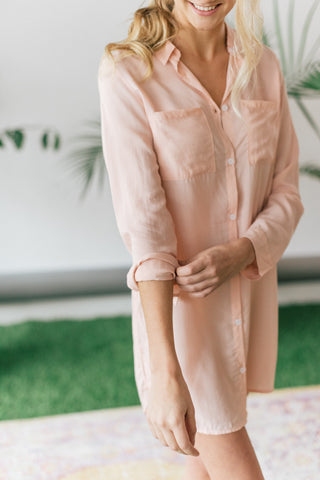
137, 279, 182, 376
232, 237, 256, 272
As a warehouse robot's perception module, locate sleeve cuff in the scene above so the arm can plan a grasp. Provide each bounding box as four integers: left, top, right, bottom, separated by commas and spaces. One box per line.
239, 228, 273, 280
126, 252, 180, 294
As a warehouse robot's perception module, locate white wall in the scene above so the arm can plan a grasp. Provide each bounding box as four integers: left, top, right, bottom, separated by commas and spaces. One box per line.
1, 0, 319, 275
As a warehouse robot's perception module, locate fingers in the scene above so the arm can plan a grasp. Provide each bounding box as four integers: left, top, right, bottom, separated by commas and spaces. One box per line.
176, 257, 205, 277
176, 273, 216, 290
148, 418, 184, 454
175, 264, 218, 293
161, 428, 185, 455
185, 406, 197, 447
146, 415, 158, 439
174, 416, 199, 456
190, 285, 215, 298
146, 412, 199, 456
153, 424, 170, 448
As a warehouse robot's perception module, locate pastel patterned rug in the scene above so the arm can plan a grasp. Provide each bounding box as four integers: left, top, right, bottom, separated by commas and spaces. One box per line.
0, 385, 319, 480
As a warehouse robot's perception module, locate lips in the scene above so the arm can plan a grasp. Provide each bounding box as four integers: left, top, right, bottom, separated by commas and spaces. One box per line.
190, 1, 222, 6
188, 1, 223, 17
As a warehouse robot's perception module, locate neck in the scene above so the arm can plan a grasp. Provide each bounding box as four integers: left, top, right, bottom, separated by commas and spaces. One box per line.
171, 20, 227, 62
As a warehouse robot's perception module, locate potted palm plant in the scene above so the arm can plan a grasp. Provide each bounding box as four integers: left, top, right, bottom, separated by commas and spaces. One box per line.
0, 126, 60, 151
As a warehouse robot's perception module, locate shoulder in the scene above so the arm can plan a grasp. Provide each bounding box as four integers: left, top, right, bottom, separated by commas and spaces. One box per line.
252, 44, 284, 99
258, 44, 283, 80
97, 49, 150, 114
98, 48, 149, 90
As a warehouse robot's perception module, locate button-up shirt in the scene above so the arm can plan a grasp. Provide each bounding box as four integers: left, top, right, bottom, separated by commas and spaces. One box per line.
98, 22, 304, 434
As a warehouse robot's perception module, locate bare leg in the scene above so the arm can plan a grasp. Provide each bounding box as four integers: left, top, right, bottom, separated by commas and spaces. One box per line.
180, 426, 264, 480
180, 453, 210, 480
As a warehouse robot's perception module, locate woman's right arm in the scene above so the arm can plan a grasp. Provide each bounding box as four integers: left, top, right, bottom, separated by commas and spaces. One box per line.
138, 278, 199, 456
97, 54, 198, 456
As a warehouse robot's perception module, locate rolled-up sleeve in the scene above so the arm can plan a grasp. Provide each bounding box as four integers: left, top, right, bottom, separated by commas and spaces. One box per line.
240, 57, 305, 280
97, 55, 179, 291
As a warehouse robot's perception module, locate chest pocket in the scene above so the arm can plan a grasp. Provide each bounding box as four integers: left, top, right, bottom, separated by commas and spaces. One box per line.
240, 99, 279, 166
149, 107, 215, 181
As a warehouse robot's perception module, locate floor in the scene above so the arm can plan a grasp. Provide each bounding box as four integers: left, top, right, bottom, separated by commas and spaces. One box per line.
0, 385, 319, 480
0, 280, 319, 326
0, 281, 319, 479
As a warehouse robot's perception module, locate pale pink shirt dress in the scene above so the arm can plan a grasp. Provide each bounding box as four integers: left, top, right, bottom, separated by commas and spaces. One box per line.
97, 22, 304, 434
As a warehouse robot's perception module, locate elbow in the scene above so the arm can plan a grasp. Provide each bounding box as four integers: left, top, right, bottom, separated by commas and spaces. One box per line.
126, 252, 179, 292
298, 197, 305, 219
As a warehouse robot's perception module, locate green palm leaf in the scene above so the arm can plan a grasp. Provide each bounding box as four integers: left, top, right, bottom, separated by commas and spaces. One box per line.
294, 95, 320, 138
272, 0, 287, 75
301, 63, 320, 90
288, 0, 295, 71
287, 61, 320, 95
288, 60, 320, 137
262, 28, 273, 48
303, 32, 320, 67
270, 0, 320, 150
297, 0, 320, 65
63, 135, 105, 200
5, 129, 25, 149
299, 163, 320, 178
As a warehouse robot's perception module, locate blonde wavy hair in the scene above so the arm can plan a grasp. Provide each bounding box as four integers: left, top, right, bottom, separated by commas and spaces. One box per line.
103, 0, 264, 118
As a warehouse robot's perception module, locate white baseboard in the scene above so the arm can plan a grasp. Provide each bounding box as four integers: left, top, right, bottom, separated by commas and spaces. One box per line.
0, 256, 319, 302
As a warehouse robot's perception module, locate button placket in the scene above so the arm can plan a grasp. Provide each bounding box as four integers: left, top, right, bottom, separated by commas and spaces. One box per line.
173, 45, 248, 395
225, 146, 247, 392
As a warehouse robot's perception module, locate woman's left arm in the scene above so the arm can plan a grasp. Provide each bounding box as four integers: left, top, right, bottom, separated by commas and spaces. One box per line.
175, 57, 304, 295
238, 56, 305, 280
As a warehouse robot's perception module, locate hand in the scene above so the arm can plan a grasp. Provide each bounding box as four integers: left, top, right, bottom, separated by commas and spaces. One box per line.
145, 370, 199, 456
175, 238, 256, 298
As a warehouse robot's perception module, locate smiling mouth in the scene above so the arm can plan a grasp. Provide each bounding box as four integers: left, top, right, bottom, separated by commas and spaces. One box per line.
189, 2, 222, 11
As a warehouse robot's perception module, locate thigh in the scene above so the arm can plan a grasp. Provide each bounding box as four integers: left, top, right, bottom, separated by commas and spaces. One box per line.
182, 453, 210, 480
194, 426, 265, 480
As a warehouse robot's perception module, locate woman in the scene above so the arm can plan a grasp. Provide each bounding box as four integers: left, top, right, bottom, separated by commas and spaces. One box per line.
98, 0, 304, 478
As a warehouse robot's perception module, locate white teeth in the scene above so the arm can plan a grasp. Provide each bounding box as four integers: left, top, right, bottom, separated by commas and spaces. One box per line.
192, 2, 218, 11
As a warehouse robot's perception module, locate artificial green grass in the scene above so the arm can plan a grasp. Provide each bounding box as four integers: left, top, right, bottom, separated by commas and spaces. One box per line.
0, 303, 319, 421
0, 315, 139, 421
275, 303, 320, 388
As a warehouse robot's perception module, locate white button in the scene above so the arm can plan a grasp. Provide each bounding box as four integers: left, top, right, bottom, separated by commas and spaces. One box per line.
221, 104, 228, 111
240, 367, 246, 374
227, 158, 234, 165
235, 318, 241, 325
229, 213, 236, 220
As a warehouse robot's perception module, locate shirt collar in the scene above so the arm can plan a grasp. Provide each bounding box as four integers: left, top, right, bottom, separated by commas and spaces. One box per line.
154, 21, 236, 66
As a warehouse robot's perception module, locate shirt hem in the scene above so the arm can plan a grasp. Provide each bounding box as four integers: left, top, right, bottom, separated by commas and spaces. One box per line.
247, 387, 274, 394
195, 416, 248, 435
